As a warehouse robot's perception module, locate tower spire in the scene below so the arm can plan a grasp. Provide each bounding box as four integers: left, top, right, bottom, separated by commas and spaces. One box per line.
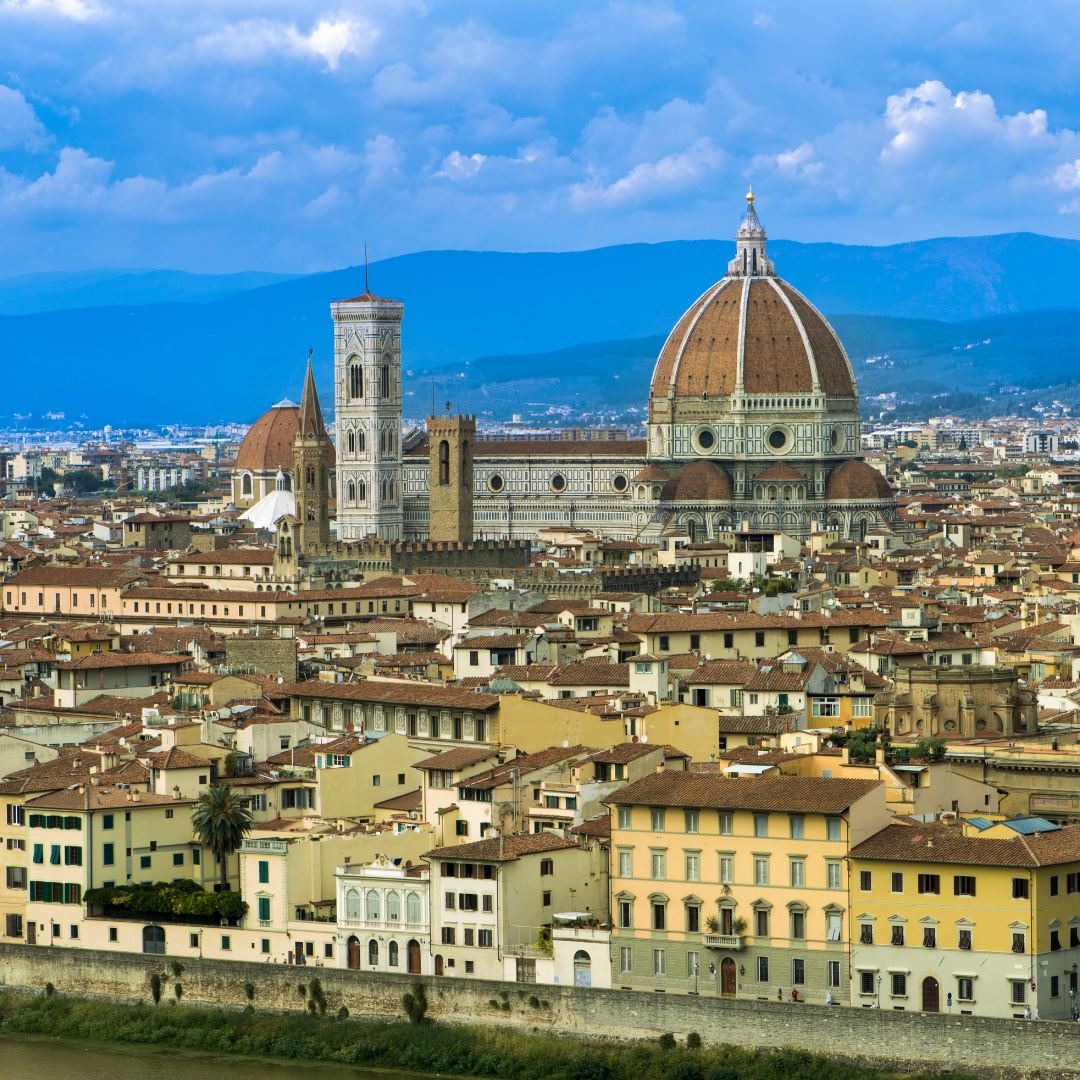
365, 244, 369, 294
727, 186, 774, 278
297, 348, 326, 440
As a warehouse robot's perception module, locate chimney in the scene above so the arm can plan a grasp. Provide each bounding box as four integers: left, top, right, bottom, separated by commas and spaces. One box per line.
132, 790, 141, 803
841, 748, 850, 765
875, 748, 885, 765
125, 789, 132, 801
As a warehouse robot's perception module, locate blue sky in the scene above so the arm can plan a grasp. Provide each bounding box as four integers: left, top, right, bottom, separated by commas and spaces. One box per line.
5, 1, 1080, 275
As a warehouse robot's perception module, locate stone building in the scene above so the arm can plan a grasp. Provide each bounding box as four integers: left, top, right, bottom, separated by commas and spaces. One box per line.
872, 664, 1038, 740
427, 412, 474, 544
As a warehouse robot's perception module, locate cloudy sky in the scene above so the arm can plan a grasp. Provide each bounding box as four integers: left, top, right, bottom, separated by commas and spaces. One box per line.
5, 1, 1080, 275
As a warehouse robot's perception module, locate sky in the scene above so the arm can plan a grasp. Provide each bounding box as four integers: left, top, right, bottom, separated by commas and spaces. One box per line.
5, 1, 1080, 275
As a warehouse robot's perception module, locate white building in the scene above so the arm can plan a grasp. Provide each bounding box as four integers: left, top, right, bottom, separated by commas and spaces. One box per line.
335, 854, 430, 974
1023, 431, 1059, 455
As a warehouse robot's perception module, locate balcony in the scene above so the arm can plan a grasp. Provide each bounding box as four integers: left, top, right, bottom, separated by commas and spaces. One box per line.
553, 925, 610, 944
702, 933, 745, 950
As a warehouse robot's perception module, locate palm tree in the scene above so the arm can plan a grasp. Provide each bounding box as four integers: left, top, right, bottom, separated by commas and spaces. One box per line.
191, 785, 253, 891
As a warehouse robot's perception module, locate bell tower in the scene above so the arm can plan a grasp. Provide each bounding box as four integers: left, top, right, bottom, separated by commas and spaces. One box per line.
427, 408, 474, 544
293, 352, 331, 552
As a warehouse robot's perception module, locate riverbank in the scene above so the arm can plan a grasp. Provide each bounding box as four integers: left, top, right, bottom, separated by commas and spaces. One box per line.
0, 990, 956, 1080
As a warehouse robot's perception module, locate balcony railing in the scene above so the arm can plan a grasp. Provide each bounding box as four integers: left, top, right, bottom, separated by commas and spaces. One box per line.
552, 925, 610, 943
702, 933, 745, 950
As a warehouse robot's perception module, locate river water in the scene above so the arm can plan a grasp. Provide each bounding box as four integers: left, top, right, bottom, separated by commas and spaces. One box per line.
1, 1034, 433, 1080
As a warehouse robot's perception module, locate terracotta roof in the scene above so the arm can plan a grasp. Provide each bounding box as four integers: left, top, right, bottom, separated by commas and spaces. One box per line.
570, 814, 611, 838
55, 651, 188, 671
753, 461, 808, 483
605, 772, 881, 812
548, 662, 629, 687
825, 458, 895, 501
287, 679, 499, 712
424, 831, 579, 862
490, 664, 558, 682
588, 742, 688, 763
632, 463, 673, 483
454, 633, 534, 651
235, 402, 337, 473
685, 660, 759, 685
24, 787, 195, 810
4, 567, 143, 588
849, 821, 1080, 868
144, 747, 208, 770
373, 788, 423, 812
470, 441, 646, 459
660, 459, 734, 502
413, 746, 502, 772
170, 549, 275, 565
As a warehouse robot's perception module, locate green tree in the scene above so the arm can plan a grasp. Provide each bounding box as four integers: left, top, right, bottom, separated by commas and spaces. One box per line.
190, 785, 253, 890
913, 736, 947, 762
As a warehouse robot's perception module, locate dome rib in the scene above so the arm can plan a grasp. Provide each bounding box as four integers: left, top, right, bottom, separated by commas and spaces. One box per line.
665, 278, 734, 398
767, 277, 821, 394
735, 276, 751, 391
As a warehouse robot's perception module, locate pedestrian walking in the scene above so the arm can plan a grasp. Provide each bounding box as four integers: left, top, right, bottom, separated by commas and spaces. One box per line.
826, 992, 833, 1005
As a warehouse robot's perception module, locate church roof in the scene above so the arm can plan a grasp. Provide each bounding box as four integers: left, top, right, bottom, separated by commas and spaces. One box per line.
297, 354, 327, 441
754, 461, 807, 483
659, 459, 733, 502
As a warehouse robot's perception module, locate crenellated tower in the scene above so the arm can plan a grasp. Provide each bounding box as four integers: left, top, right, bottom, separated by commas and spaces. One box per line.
427, 409, 475, 543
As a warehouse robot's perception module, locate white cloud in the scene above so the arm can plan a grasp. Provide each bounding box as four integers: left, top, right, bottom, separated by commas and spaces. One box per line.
437, 150, 486, 180
752, 13, 775, 27
0, 0, 105, 22
194, 14, 377, 71
364, 134, 404, 182
0, 86, 50, 151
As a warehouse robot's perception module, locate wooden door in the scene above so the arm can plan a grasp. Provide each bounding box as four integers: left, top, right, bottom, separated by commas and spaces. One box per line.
922, 977, 939, 1012
721, 957, 736, 997
347, 942, 361, 969
434, 954, 443, 976
408, 946, 421, 974
295, 942, 304, 964
27, 922, 35, 945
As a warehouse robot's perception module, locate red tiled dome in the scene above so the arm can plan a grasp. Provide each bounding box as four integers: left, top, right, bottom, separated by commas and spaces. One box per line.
825, 458, 894, 501
236, 403, 336, 473
660, 460, 733, 502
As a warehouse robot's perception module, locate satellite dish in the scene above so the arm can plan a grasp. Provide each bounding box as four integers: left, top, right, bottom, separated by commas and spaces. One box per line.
641, 735, 648, 743
562, 740, 569, 748
119, 737, 126, 746
704, 653, 711, 660
277, 676, 284, 684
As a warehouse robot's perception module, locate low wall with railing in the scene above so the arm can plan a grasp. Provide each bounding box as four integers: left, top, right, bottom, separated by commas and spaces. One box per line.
1, 943, 1080, 1079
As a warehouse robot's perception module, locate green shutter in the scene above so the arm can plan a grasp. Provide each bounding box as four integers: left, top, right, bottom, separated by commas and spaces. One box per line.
258, 897, 270, 921
258, 860, 269, 884
32, 844, 43, 864
50, 845, 60, 865
43, 882, 52, 903
103, 843, 114, 866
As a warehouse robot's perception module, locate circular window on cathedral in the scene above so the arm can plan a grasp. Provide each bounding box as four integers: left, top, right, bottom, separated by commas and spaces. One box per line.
551, 473, 567, 492
697, 429, 715, 449
766, 427, 790, 453
488, 474, 504, 492
831, 423, 845, 450
612, 474, 628, 492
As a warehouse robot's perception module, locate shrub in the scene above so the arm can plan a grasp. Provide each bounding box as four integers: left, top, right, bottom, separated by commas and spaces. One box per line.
501, 1001, 511, 1012
562, 1057, 610, 1080
705, 1069, 739, 1080
658, 1033, 677, 1051
174, 983, 183, 1002
244, 982, 255, 1002
170, 961, 185, 978
489, 999, 501, 1009
665, 1064, 703, 1080
44, 983, 54, 998
308, 978, 327, 1017
297, 984, 307, 999
529, 995, 541, 1009
540, 1000, 550, 1009
149, 974, 161, 1004
337, 1006, 349, 1020
686, 1032, 703, 1050
402, 983, 428, 1024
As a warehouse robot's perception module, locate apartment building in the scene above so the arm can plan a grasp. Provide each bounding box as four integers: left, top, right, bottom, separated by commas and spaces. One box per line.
605, 773, 887, 1000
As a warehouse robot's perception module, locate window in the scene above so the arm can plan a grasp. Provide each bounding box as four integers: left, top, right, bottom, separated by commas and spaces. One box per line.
922, 926, 936, 948
651, 853, 665, 880
1069, 872, 1079, 894
719, 813, 733, 836
540, 859, 554, 876
1051, 929, 1061, 952
618, 900, 632, 928
684, 810, 698, 834
221, 936, 231, 951
1012, 981, 1026, 1004
617, 807, 631, 829
954, 875, 976, 896
441, 927, 456, 945
258, 897, 271, 922
653, 948, 666, 975
755, 632, 765, 647
859, 923, 873, 945
658, 636, 669, 652
542, 891, 551, 906
790, 861, 805, 887
812, 697, 840, 718
102, 814, 113, 830
1072, 926, 1080, 949
102, 843, 114, 866
723, 633, 734, 649
618, 850, 632, 877
958, 928, 972, 950
685, 854, 699, 882
650, 899, 666, 930
917, 874, 940, 894
792, 957, 805, 985
754, 814, 768, 838
478, 929, 493, 947
140, 855, 151, 869
890, 924, 904, 946
755, 909, 769, 937
791, 912, 805, 939
686, 904, 701, 932
827, 914, 842, 941
259, 860, 269, 884
651, 809, 665, 831
860, 971, 874, 995
859, 869, 872, 891
891, 972, 906, 997
757, 956, 769, 982
620, 947, 633, 972
891, 871, 904, 893
754, 858, 769, 886
1051, 874, 1060, 897
789, 816, 804, 839
827, 862, 842, 889
482, 893, 493, 911
1012, 932, 1026, 954
1011, 877, 1028, 899
957, 977, 973, 1001
826, 819, 841, 842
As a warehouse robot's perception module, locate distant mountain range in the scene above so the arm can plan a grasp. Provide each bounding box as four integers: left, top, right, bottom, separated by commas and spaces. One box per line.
4, 232, 1080, 424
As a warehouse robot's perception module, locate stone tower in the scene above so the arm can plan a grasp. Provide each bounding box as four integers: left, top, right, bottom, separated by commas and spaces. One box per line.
330, 283, 405, 541
292, 353, 332, 551
427, 409, 474, 543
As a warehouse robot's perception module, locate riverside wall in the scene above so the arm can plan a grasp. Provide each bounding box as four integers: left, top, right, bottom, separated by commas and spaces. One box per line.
1, 943, 1079, 1079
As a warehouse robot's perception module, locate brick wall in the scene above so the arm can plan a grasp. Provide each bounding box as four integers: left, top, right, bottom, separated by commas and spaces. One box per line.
2, 943, 1079, 1078
224, 637, 298, 681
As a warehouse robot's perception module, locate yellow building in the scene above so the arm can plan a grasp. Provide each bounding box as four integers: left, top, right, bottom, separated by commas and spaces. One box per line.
847, 816, 1080, 1018
605, 773, 888, 1000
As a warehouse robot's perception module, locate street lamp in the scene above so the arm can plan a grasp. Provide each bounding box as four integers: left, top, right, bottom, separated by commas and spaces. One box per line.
877, 974, 882, 1008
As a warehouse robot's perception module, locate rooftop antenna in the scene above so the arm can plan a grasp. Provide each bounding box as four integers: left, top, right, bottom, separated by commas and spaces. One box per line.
364, 244, 369, 294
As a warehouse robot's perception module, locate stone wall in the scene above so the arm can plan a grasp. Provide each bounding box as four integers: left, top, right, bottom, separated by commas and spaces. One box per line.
2, 943, 1079, 1079
224, 636, 298, 681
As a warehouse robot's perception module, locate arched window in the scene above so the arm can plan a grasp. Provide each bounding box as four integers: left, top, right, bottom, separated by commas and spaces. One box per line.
381, 480, 386, 501
407, 892, 421, 923
241, 474, 252, 496
380, 361, 390, 398
281, 471, 291, 491
359, 431, 365, 453
306, 466, 315, 487
321, 466, 326, 491
368, 939, 379, 965
439, 440, 450, 485
389, 940, 399, 966
348, 481, 356, 504
359, 481, 366, 502
389, 479, 395, 500
347, 431, 355, 454
346, 888, 360, 920
307, 504, 316, 521
366, 891, 380, 920
380, 430, 386, 453
387, 891, 400, 921
349, 362, 362, 400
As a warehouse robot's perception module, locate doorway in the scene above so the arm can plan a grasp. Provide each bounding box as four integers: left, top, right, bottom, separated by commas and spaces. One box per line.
407, 940, 421, 974
922, 976, 940, 1012
27, 922, 35, 945
346, 936, 360, 969
434, 954, 444, 976
721, 956, 736, 997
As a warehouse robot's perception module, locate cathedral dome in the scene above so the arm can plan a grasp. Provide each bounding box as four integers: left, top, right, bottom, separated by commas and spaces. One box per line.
659, 459, 733, 502
825, 457, 894, 501
236, 399, 336, 473
649, 194, 855, 405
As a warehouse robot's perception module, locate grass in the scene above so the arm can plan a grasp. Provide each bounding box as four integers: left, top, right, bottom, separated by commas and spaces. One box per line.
0, 991, 974, 1080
